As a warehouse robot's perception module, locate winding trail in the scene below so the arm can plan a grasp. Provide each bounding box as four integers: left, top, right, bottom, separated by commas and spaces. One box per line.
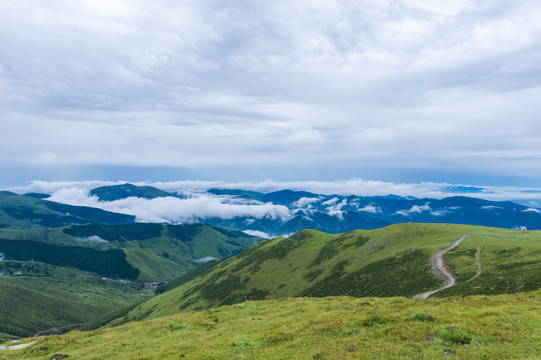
414, 234, 471, 299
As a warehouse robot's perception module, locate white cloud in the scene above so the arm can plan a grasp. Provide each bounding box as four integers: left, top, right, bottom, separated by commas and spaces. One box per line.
523, 208, 541, 214
325, 198, 348, 220
396, 204, 432, 216
1, 2, 541, 186
194, 256, 218, 263
358, 204, 380, 214
242, 230, 272, 239
46, 187, 292, 224
482, 205, 503, 210
328, 210, 345, 220
75, 236, 108, 244
291, 197, 322, 208
322, 197, 340, 206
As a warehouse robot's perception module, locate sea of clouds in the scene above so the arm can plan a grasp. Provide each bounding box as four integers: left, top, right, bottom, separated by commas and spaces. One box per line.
9, 179, 541, 228
46, 186, 292, 224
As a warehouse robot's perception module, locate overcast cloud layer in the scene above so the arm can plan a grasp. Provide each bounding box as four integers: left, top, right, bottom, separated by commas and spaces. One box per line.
2, 1, 541, 186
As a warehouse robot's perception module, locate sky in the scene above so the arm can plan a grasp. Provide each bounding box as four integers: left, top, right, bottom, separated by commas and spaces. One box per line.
2, 1, 541, 191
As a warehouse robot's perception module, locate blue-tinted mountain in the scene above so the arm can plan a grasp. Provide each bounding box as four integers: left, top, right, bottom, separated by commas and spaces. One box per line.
207, 188, 265, 202
198, 190, 541, 235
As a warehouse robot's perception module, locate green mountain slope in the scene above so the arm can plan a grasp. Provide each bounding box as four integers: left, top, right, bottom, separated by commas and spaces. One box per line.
2, 291, 540, 359
109, 223, 541, 324
0, 191, 134, 229
0, 261, 150, 341
0, 223, 259, 281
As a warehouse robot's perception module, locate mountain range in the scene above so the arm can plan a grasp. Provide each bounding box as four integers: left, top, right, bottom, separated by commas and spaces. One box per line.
49, 183, 541, 237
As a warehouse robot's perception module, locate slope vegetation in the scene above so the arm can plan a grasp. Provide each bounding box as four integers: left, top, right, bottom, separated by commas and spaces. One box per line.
0, 261, 150, 341
0, 223, 259, 281
104, 224, 541, 324
2, 291, 540, 359
105, 223, 541, 325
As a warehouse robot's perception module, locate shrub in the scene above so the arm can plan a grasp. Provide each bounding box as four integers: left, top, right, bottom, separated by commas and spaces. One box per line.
406, 312, 436, 322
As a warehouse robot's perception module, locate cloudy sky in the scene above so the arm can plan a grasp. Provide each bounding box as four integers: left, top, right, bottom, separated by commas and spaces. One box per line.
2, 1, 541, 190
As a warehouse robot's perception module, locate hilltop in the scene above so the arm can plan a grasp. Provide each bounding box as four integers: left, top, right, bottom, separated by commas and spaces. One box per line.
103, 223, 541, 325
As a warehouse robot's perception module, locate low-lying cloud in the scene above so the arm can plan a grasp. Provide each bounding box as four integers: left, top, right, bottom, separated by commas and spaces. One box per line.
47, 187, 292, 224
242, 230, 273, 239
75, 236, 108, 244
194, 256, 218, 263
357, 204, 380, 214
396, 204, 432, 216
291, 197, 322, 209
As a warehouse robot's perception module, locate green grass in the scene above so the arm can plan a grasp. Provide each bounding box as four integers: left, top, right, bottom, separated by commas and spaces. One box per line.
2, 291, 540, 359
110, 223, 536, 323
0, 261, 151, 340
0, 223, 259, 281
438, 231, 541, 296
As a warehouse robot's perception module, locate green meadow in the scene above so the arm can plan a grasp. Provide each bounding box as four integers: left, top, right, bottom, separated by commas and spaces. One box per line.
2, 291, 540, 359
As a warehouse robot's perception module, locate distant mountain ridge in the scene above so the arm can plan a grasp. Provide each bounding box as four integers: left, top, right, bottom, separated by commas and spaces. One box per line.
89, 183, 183, 201
0, 191, 134, 228
61, 184, 541, 236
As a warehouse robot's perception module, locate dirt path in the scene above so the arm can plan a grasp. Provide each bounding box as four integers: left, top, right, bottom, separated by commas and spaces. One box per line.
414, 234, 471, 299
467, 245, 483, 282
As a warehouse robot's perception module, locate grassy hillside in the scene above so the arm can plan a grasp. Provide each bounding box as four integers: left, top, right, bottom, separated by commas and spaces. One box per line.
0, 223, 259, 281
0, 191, 134, 229
436, 231, 541, 296
0, 261, 150, 342
108, 223, 541, 324
2, 291, 540, 359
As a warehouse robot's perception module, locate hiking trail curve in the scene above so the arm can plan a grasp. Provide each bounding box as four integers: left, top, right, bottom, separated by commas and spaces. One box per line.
414, 234, 471, 299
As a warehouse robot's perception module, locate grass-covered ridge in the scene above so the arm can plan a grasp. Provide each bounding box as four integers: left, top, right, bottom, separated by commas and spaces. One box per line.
109, 223, 541, 324
2, 291, 540, 359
